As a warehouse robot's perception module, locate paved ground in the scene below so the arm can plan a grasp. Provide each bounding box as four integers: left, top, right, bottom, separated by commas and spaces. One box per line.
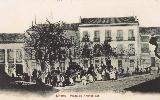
125, 75, 160, 93
56, 73, 160, 93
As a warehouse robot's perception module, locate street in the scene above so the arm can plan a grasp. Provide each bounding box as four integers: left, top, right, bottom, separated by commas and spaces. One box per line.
56, 73, 160, 93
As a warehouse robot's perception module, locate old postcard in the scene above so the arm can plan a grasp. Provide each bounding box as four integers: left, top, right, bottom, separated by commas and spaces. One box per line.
0, 0, 160, 100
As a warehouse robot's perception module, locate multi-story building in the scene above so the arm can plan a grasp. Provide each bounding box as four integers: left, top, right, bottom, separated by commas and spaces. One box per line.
0, 33, 27, 77
139, 27, 160, 71
78, 16, 140, 73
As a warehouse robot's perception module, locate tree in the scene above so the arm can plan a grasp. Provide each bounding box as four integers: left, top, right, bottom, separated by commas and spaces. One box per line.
93, 43, 103, 57
25, 21, 72, 72
81, 43, 92, 58
149, 36, 160, 59
102, 41, 117, 59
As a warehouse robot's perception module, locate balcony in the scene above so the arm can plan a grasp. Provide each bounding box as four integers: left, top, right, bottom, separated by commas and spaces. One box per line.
128, 37, 135, 41
116, 37, 123, 41
82, 37, 90, 42
105, 37, 112, 42
141, 48, 149, 53
128, 52, 135, 56
94, 38, 100, 42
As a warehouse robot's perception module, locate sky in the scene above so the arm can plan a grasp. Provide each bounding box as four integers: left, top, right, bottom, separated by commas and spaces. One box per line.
0, 0, 160, 33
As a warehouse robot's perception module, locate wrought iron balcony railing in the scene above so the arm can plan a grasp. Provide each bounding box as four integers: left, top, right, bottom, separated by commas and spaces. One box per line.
105, 37, 112, 42
82, 37, 90, 42
93, 38, 100, 42
128, 37, 135, 41
116, 37, 123, 41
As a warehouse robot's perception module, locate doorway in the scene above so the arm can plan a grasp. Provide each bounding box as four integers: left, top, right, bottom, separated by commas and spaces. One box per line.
118, 60, 122, 72
16, 64, 23, 76
0, 64, 5, 73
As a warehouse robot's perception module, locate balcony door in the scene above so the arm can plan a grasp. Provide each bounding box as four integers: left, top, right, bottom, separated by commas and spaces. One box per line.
118, 60, 122, 72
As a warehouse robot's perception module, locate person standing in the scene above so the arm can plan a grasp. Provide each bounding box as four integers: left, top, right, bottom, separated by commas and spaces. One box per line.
60, 74, 65, 87
51, 73, 57, 87
64, 74, 70, 86
32, 69, 37, 82
76, 73, 81, 82
81, 74, 87, 85
88, 74, 94, 83
56, 74, 61, 87
102, 69, 106, 81
47, 72, 52, 85
105, 68, 110, 80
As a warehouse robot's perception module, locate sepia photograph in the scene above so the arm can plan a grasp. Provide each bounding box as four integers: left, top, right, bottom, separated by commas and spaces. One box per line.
0, 0, 160, 100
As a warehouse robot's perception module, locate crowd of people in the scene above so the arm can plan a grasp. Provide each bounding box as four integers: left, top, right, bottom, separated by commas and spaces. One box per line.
15, 62, 154, 88
30, 62, 119, 87
9, 59, 159, 90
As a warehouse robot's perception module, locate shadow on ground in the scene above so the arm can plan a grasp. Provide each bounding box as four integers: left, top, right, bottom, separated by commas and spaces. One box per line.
0, 70, 59, 96
125, 76, 160, 93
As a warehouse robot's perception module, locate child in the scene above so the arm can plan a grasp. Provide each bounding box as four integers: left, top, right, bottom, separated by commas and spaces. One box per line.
69, 76, 74, 85
81, 75, 87, 85
60, 75, 65, 87
76, 73, 81, 82
56, 74, 61, 87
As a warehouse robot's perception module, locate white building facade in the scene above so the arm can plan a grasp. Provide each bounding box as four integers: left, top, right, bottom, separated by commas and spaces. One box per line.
0, 33, 27, 77
139, 27, 160, 72
78, 16, 140, 73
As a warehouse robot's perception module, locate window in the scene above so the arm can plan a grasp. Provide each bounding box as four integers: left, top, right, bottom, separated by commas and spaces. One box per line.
105, 30, 111, 37
128, 44, 135, 55
94, 30, 100, 42
156, 36, 160, 42
0, 49, 5, 63
83, 31, 89, 38
94, 31, 100, 38
117, 30, 123, 37
141, 36, 149, 42
141, 44, 149, 53
8, 49, 14, 63
128, 30, 135, 41
117, 30, 123, 41
130, 60, 135, 67
8, 64, 14, 75
105, 30, 112, 41
16, 49, 22, 63
128, 30, 134, 37
157, 44, 160, 53
82, 31, 89, 42
117, 44, 124, 54
118, 60, 122, 68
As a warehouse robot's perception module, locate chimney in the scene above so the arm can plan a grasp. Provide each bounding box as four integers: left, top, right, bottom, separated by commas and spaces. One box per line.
79, 16, 82, 23
35, 15, 37, 25
32, 21, 34, 27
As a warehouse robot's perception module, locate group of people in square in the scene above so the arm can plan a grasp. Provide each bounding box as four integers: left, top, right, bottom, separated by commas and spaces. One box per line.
37, 62, 119, 87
